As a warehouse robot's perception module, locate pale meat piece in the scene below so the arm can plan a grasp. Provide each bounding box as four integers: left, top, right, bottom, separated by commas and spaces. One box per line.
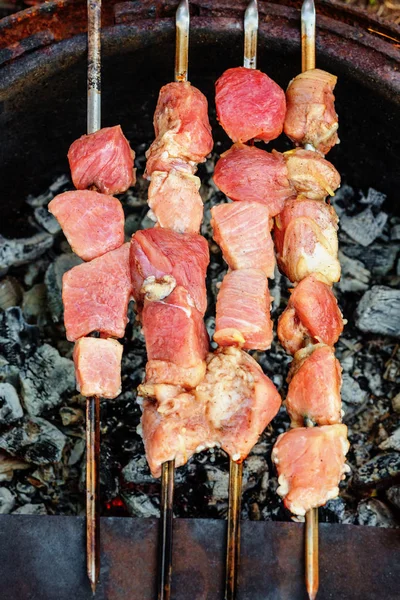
284, 69, 339, 155
284, 148, 341, 201
145, 81, 213, 177
68, 125, 136, 195
272, 424, 350, 516
73, 337, 123, 399
213, 143, 294, 217
63, 243, 131, 342
148, 170, 203, 234
214, 269, 273, 350
130, 228, 209, 314
197, 348, 281, 461
274, 197, 340, 284
48, 190, 125, 261
211, 202, 275, 277
215, 67, 286, 143
140, 286, 209, 390
277, 274, 344, 355
285, 344, 342, 427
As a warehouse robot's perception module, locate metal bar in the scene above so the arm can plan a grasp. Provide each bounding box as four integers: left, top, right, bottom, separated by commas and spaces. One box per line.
86, 395, 100, 593
301, 0, 316, 73
87, 0, 101, 134
158, 460, 175, 600
244, 0, 258, 69
175, 0, 189, 82
225, 460, 243, 600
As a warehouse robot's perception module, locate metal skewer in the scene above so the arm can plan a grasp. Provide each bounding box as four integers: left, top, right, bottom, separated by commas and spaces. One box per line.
224, 4, 258, 600
158, 3, 189, 599
301, 2, 319, 598
86, 0, 101, 593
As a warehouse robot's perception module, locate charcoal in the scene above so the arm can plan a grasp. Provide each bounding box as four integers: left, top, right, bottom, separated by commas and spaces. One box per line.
0, 487, 15, 514
337, 251, 370, 293
321, 497, 356, 525
26, 175, 70, 207
59, 406, 84, 427
392, 393, 400, 414
19, 344, 75, 417
0, 277, 23, 310
0, 417, 67, 465
0, 231, 53, 275
0, 382, 23, 425
341, 244, 398, 277
34, 206, 61, 235
379, 427, 400, 452
243, 455, 268, 493
341, 373, 368, 405
363, 361, 384, 396
124, 213, 142, 239
353, 453, 400, 488
0, 307, 40, 366
359, 188, 387, 209
121, 490, 159, 518
22, 283, 48, 322
13, 503, 47, 515
386, 485, 400, 510
391, 224, 400, 241
122, 454, 156, 485
67, 438, 85, 466
356, 286, 400, 337
206, 466, 229, 501
44, 253, 83, 322
357, 498, 398, 528
340, 207, 388, 247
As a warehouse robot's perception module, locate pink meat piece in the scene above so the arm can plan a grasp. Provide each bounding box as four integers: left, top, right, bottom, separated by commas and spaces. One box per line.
48, 190, 125, 261
63, 243, 131, 341
130, 228, 209, 315
211, 201, 275, 278
68, 125, 136, 195
214, 269, 273, 351
215, 67, 286, 143
213, 143, 294, 216
73, 337, 123, 399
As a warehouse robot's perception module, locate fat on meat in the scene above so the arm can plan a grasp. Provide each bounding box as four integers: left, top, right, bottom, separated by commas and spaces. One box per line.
68, 125, 136, 195
284, 148, 341, 201
130, 228, 209, 314
213, 143, 294, 217
272, 424, 350, 516
274, 197, 340, 284
284, 69, 339, 155
48, 190, 124, 261
62, 243, 131, 341
277, 274, 344, 355
215, 67, 286, 143
285, 344, 342, 427
214, 269, 273, 350
73, 337, 123, 399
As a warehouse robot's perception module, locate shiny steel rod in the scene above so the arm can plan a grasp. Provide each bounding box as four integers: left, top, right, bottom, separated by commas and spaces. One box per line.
86, 0, 101, 593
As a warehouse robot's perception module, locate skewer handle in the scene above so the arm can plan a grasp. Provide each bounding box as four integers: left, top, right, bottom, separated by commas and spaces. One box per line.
225, 460, 243, 600
244, 0, 258, 69
87, 0, 101, 134
301, 0, 316, 72
158, 460, 175, 600
86, 395, 100, 592
305, 507, 319, 600
175, 0, 190, 82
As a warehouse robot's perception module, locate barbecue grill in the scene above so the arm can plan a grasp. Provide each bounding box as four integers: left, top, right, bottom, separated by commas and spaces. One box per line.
0, 1, 399, 599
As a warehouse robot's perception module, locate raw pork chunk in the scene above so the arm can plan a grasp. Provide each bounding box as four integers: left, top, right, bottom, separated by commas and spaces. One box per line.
73, 337, 123, 399
284, 148, 340, 200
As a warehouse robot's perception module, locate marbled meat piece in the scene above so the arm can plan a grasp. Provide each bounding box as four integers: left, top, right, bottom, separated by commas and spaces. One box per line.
277, 274, 344, 354
197, 347, 281, 461
48, 190, 124, 261
73, 337, 123, 399
140, 286, 209, 390
272, 424, 349, 516
63, 243, 131, 341
284, 148, 341, 201
148, 170, 203, 234
214, 269, 273, 350
284, 69, 339, 155
213, 143, 294, 216
285, 344, 342, 427
130, 228, 209, 314
274, 197, 340, 284
68, 125, 136, 195
211, 201, 275, 277
145, 81, 213, 177
215, 67, 286, 143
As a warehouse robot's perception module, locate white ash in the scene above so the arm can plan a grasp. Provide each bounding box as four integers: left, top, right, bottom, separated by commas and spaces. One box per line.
341, 373, 368, 406
340, 207, 388, 247
0, 487, 15, 514
0, 231, 53, 276
26, 174, 70, 208
122, 490, 160, 518
356, 286, 400, 337
0, 417, 67, 465
13, 503, 47, 515
386, 485, 400, 511
0, 382, 23, 424
34, 207, 61, 235
379, 427, 400, 452
357, 498, 398, 528
337, 251, 371, 293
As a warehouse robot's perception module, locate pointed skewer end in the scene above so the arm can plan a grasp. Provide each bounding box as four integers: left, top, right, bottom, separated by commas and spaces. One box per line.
90, 579, 97, 595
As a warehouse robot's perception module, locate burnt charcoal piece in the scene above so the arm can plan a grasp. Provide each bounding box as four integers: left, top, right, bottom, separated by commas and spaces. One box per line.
34, 206, 61, 235
44, 253, 83, 322
341, 207, 388, 247
356, 286, 400, 337
341, 373, 368, 406
0, 417, 67, 465
0, 277, 23, 310
386, 485, 400, 510
353, 453, 400, 488
19, 344, 75, 417
121, 490, 160, 518
379, 427, 400, 452
357, 498, 399, 528
0, 231, 53, 275
0, 307, 40, 366
0, 487, 15, 514
122, 454, 156, 485
342, 244, 398, 277
13, 503, 47, 515
22, 283, 48, 322
337, 251, 370, 293
0, 382, 23, 425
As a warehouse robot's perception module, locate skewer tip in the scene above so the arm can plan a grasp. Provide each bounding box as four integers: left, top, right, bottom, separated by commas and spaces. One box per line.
90, 579, 97, 595
176, 0, 189, 28
244, 0, 258, 27
301, 0, 316, 20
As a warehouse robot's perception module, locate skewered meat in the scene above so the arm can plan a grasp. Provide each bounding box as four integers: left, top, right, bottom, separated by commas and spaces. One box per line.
277, 274, 344, 355
214, 269, 273, 350
272, 424, 349, 516
284, 148, 341, 201
213, 143, 294, 217
145, 82, 213, 177
198, 347, 281, 461
68, 125, 136, 195
284, 69, 339, 155
48, 190, 125, 261
274, 197, 340, 284
148, 170, 203, 234
63, 243, 131, 341
130, 228, 209, 314
73, 337, 123, 399
211, 202, 275, 277
141, 286, 209, 389
286, 344, 342, 427
215, 67, 286, 143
